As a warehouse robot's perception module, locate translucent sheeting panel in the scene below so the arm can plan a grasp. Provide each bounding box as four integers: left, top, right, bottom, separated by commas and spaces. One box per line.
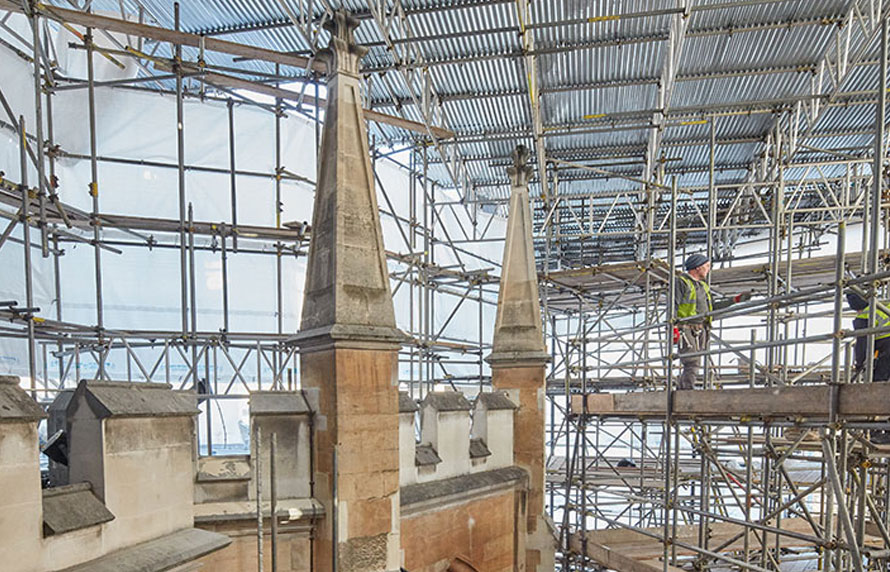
0, 17, 509, 383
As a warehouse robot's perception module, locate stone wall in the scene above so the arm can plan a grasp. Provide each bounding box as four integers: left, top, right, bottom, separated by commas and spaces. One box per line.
193, 390, 321, 572
396, 390, 526, 570
0, 420, 43, 569
0, 376, 530, 572
197, 389, 526, 571
195, 521, 314, 571
401, 487, 521, 572
1, 379, 230, 572
102, 416, 196, 549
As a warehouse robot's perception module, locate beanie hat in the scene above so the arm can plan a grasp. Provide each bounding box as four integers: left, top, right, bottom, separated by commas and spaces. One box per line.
847, 291, 868, 312
684, 253, 709, 272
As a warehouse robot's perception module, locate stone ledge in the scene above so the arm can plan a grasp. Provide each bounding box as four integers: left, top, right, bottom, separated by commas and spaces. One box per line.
0, 375, 46, 421
43, 482, 115, 536
74, 380, 198, 418
57, 527, 230, 572
194, 498, 324, 524
415, 443, 442, 467
290, 323, 408, 350
485, 350, 551, 368
401, 466, 527, 515
469, 437, 492, 459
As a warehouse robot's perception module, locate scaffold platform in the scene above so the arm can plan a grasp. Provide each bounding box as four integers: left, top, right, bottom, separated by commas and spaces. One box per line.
545, 251, 890, 312
569, 519, 885, 572
569, 383, 890, 419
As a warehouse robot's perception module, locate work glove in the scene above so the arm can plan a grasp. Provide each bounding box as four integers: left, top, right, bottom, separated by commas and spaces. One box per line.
672, 326, 680, 344
734, 290, 753, 303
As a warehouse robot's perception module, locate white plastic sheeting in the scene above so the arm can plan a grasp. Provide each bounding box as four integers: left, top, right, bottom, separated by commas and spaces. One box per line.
0, 14, 508, 391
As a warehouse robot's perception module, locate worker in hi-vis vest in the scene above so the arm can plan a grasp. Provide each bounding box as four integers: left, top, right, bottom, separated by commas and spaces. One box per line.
846, 291, 890, 445
673, 254, 752, 390
846, 291, 890, 381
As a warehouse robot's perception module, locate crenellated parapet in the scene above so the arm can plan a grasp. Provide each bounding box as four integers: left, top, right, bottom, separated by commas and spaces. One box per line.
0, 377, 230, 572
192, 389, 323, 570
399, 390, 519, 485
471, 391, 518, 471
398, 389, 529, 570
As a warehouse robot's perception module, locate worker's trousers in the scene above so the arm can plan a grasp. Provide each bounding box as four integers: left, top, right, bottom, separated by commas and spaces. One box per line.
870, 355, 890, 443
678, 325, 708, 390
874, 354, 890, 381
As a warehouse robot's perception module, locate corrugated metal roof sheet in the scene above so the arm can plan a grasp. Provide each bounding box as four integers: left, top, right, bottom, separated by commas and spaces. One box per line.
76, 0, 889, 262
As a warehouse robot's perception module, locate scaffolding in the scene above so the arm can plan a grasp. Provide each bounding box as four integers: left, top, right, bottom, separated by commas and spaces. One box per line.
4, 2, 890, 571
0, 1, 500, 460
543, 15, 890, 572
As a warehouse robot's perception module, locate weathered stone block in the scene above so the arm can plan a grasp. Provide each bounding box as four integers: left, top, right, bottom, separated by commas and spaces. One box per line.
249, 392, 312, 501
66, 381, 198, 553
419, 391, 472, 481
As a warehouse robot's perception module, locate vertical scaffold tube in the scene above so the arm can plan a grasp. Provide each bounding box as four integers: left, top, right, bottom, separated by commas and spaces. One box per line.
663, 177, 678, 572
866, 18, 888, 384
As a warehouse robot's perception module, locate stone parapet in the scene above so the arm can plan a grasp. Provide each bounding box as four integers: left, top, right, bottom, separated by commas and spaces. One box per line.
0, 376, 45, 571
0, 378, 229, 572
419, 391, 472, 482
65, 380, 201, 552
194, 389, 317, 507
401, 390, 518, 484
471, 390, 517, 471
249, 391, 312, 500
192, 389, 323, 572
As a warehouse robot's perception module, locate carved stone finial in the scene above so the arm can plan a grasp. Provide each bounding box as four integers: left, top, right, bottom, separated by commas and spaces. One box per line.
506, 145, 533, 190
319, 10, 368, 77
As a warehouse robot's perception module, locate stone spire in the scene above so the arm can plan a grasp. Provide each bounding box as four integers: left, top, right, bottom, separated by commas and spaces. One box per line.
296, 11, 403, 347
487, 145, 548, 366
295, 12, 403, 570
